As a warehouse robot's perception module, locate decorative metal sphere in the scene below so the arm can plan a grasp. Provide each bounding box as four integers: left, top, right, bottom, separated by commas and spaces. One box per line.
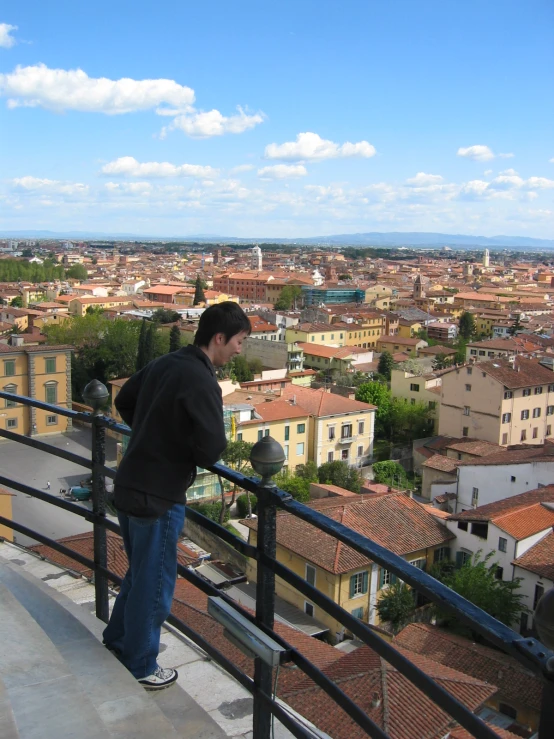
534, 588, 554, 650
82, 379, 109, 413
250, 435, 285, 486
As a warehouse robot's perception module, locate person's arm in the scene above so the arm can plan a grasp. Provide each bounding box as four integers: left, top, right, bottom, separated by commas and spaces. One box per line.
186, 382, 227, 468
114, 370, 144, 428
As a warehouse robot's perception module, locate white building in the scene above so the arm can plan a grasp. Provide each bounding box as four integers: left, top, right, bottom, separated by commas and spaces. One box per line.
483, 249, 490, 268
512, 530, 554, 634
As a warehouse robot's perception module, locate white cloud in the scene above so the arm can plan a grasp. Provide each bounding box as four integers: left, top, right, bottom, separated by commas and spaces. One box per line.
264, 132, 376, 161
0, 63, 195, 114
0, 23, 17, 48
101, 156, 218, 178
406, 172, 443, 186
230, 164, 255, 173
12, 175, 88, 195
499, 168, 518, 176
162, 106, 264, 139
457, 145, 514, 162
550, 157, 554, 164
526, 177, 554, 190
105, 181, 153, 194
258, 164, 307, 179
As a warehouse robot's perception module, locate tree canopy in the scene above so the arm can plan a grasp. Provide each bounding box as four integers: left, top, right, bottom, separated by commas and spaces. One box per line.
372, 460, 408, 488
66, 263, 88, 281
274, 284, 303, 310
0, 258, 65, 283
317, 460, 362, 493
193, 275, 206, 305
376, 581, 415, 632
377, 350, 394, 380
458, 311, 476, 341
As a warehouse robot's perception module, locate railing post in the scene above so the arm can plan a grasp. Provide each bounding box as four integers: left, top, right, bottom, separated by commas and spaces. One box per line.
83, 380, 110, 623
250, 437, 285, 739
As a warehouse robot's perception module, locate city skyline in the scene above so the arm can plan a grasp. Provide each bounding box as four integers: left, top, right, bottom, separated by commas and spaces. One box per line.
1, 1, 553, 238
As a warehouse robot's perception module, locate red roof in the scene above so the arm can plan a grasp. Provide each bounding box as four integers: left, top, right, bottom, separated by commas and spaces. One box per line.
512, 530, 554, 580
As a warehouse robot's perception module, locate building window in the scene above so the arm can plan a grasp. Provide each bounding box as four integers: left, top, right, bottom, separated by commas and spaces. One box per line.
358, 421, 364, 434
498, 537, 507, 553
296, 442, 305, 456
520, 430, 527, 442
284, 445, 289, 460
535, 386, 543, 395
258, 430, 263, 441
341, 449, 349, 461
379, 568, 395, 588
495, 566, 503, 580
284, 425, 290, 441
357, 445, 363, 457
549, 384, 554, 392
523, 388, 531, 397
511, 475, 516, 482
46, 415, 57, 426
4, 360, 15, 377
237, 432, 243, 441
4, 384, 16, 408
547, 425, 552, 436
502, 433, 508, 445
304, 602, 314, 618
265, 428, 270, 437
433, 547, 450, 562
498, 704, 517, 721
328, 427, 335, 440
547, 406, 554, 416
410, 383, 420, 392
429, 401, 436, 410
350, 571, 369, 597
521, 409, 529, 420
467, 367, 473, 375
479, 350, 485, 356
456, 550, 472, 568
471, 487, 479, 506
465, 384, 471, 392
351, 607, 364, 619
504, 390, 513, 399
533, 427, 538, 439
501, 413, 511, 423
6, 418, 17, 429
458, 521, 468, 531
534, 583, 545, 610
341, 424, 353, 439
45, 357, 56, 373
45, 382, 57, 405
305, 564, 316, 587
533, 408, 541, 418
327, 451, 334, 462
462, 426, 469, 437
470, 349, 477, 356
296, 423, 305, 434
463, 406, 470, 416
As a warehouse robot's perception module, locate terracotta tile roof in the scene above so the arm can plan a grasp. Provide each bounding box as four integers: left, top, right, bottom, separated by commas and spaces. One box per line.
422, 454, 460, 473
457, 443, 554, 467
492, 503, 554, 540
238, 400, 309, 424
449, 486, 554, 522
444, 440, 502, 457
0, 343, 72, 353
512, 530, 554, 580
395, 623, 542, 713
296, 342, 354, 359
281, 384, 376, 415
449, 726, 522, 739
242, 493, 453, 572
474, 357, 554, 390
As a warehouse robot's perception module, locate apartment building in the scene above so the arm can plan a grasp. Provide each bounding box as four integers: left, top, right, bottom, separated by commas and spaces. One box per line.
513, 531, 554, 638
242, 493, 453, 638
281, 385, 376, 467
296, 342, 356, 376
285, 322, 348, 347
213, 272, 269, 302
68, 296, 134, 316
390, 369, 441, 433
343, 313, 385, 349
0, 343, 73, 436
439, 357, 554, 446
236, 399, 310, 472
376, 335, 427, 355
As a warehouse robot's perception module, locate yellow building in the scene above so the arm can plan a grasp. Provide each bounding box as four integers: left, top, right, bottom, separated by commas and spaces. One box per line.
390, 368, 441, 434
285, 322, 347, 347
0, 488, 14, 541
242, 493, 454, 640
236, 400, 310, 472
344, 314, 385, 349
0, 343, 73, 436
68, 296, 134, 316
397, 320, 424, 339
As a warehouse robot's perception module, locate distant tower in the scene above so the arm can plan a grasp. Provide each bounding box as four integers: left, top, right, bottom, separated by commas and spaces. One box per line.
325, 263, 337, 282
483, 249, 490, 268
251, 245, 262, 271
201, 252, 205, 270
413, 274, 425, 300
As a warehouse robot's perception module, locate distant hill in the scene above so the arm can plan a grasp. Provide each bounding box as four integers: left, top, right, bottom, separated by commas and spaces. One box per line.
2, 229, 553, 250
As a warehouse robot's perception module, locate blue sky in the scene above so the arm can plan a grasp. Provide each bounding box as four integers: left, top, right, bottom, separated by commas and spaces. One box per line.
1, 1, 553, 238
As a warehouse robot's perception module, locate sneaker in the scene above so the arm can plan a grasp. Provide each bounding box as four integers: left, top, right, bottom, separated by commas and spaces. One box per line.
138, 666, 178, 690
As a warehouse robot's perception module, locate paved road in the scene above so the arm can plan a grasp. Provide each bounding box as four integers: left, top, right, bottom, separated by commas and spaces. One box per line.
0, 427, 119, 547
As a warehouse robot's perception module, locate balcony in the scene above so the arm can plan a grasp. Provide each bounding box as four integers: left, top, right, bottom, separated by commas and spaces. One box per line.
0, 384, 554, 739
338, 433, 357, 445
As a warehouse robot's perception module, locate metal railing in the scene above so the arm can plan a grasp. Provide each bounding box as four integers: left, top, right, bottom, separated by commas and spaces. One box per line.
0, 387, 553, 739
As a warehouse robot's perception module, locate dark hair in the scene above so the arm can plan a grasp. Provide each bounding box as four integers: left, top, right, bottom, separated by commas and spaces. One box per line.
194, 301, 251, 347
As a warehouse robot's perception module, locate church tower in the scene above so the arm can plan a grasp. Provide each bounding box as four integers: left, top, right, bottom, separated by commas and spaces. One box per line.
413, 274, 425, 300
251, 245, 262, 271
483, 249, 490, 268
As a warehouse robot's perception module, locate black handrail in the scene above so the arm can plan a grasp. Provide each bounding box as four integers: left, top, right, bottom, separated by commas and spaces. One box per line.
0, 388, 553, 739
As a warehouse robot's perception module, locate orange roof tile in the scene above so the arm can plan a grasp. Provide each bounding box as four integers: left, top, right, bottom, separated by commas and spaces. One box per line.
512, 530, 554, 580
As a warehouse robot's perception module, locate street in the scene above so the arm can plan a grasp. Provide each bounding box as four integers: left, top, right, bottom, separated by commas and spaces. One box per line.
0, 427, 119, 547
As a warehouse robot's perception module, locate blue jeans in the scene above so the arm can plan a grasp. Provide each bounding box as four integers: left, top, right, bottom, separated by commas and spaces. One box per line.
103, 504, 186, 678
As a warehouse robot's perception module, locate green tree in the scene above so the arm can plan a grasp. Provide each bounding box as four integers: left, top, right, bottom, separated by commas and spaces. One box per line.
231, 354, 254, 382
376, 581, 416, 632
458, 311, 476, 341
143, 322, 157, 365
453, 339, 467, 365
152, 307, 180, 323
193, 275, 206, 305
222, 440, 255, 518
247, 357, 263, 376
372, 460, 408, 488
355, 382, 391, 437
433, 550, 529, 636
432, 353, 451, 370
387, 397, 434, 443
273, 471, 311, 502
136, 319, 148, 371
10, 296, 23, 308
508, 314, 522, 336
317, 460, 362, 493
274, 284, 303, 310
169, 325, 181, 352
296, 461, 319, 482
377, 350, 394, 380
66, 263, 88, 280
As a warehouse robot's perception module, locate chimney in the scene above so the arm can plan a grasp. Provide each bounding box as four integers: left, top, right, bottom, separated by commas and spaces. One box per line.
371, 693, 381, 708
10, 335, 24, 347
292, 394, 296, 405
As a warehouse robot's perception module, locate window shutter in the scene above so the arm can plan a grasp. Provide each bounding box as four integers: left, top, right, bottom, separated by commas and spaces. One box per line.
349, 575, 356, 598
456, 551, 464, 568
391, 573, 397, 585
362, 571, 369, 594
379, 568, 385, 589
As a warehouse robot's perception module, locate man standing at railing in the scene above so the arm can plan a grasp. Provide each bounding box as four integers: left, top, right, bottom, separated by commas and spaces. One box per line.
102, 302, 251, 689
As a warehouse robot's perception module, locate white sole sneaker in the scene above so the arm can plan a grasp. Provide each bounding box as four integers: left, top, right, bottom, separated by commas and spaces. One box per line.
138, 666, 178, 690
